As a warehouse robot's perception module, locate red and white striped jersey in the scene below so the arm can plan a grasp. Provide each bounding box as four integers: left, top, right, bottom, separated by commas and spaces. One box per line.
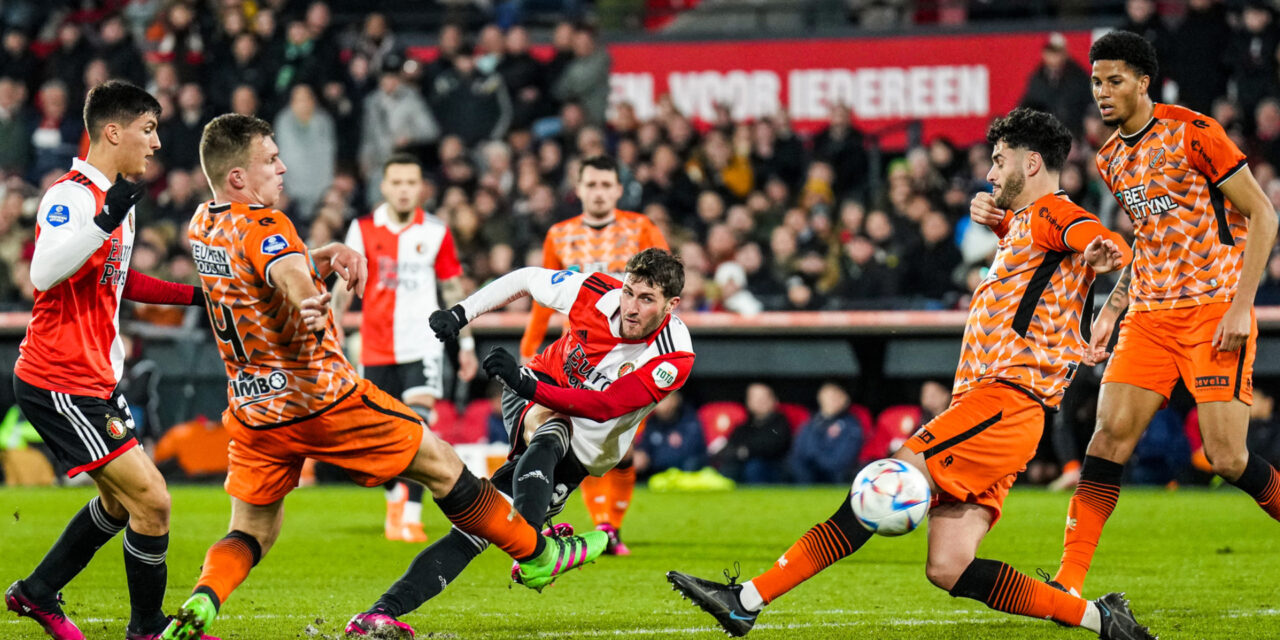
16, 158, 134, 398
463, 268, 694, 474
345, 204, 462, 366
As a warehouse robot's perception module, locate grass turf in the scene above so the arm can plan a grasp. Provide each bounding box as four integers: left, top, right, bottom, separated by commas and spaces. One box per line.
2, 484, 1278, 639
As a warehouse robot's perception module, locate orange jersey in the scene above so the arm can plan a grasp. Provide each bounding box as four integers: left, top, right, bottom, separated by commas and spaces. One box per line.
1096, 104, 1249, 312
520, 210, 667, 359
189, 201, 359, 429
953, 192, 1101, 408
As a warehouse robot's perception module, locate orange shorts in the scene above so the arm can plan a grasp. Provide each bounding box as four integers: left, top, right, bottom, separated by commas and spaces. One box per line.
1102, 302, 1255, 404
224, 378, 426, 505
904, 382, 1044, 524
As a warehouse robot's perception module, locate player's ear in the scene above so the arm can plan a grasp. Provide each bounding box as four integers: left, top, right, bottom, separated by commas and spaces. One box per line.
1025, 151, 1042, 177
102, 122, 120, 145
665, 295, 681, 314
228, 167, 245, 190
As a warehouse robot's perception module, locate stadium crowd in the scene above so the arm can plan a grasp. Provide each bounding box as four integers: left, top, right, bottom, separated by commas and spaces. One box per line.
6, 0, 1280, 488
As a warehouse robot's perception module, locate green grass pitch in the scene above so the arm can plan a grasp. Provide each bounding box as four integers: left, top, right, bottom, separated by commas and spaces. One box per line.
2, 484, 1278, 639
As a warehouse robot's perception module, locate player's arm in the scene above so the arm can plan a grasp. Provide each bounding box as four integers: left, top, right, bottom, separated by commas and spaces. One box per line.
429, 267, 587, 342
122, 272, 203, 306
1216, 166, 1278, 351
270, 254, 331, 332
969, 192, 1010, 238
482, 347, 694, 422
440, 275, 477, 380
1031, 205, 1133, 274
29, 176, 144, 291
520, 233, 563, 361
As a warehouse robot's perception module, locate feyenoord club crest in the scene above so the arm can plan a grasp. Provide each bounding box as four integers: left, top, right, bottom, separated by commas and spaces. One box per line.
106, 416, 128, 440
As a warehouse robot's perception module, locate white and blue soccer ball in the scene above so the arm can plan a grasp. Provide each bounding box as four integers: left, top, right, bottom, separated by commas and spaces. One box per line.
849, 458, 931, 536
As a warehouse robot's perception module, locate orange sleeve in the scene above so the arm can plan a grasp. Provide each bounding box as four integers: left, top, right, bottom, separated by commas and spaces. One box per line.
1062, 219, 1133, 269
1032, 199, 1133, 267
520, 231, 563, 359
1183, 115, 1248, 187
243, 211, 307, 286
642, 218, 669, 250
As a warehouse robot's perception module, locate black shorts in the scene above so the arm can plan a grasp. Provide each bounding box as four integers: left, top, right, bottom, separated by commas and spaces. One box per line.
500, 369, 558, 456
364, 360, 442, 402
14, 375, 138, 477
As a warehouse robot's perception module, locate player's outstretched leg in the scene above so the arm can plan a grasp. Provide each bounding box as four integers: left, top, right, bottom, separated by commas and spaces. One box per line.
1226, 453, 1280, 522
667, 496, 872, 636
598, 459, 636, 556
348, 529, 488, 634
161, 530, 262, 640
1056, 455, 1124, 595
6, 495, 126, 640
512, 418, 571, 528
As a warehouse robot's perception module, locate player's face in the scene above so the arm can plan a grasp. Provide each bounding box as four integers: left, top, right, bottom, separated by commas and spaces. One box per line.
118, 113, 160, 176
619, 274, 678, 339
381, 163, 423, 216
576, 166, 623, 219
987, 141, 1026, 210
244, 134, 287, 207
1091, 59, 1148, 128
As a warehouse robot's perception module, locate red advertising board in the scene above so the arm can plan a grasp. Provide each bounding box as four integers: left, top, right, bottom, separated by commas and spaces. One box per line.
607, 31, 1093, 148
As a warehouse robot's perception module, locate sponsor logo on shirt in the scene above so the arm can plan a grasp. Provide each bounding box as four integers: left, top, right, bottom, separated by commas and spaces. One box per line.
653, 362, 678, 389
617, 362, 635, 377
261, 234, 289, 255
192, 242, 235, 278
551, 269, 573, 284
1116, 184, 1176, 221
230, 370, 291, 400
99, 238, 131, 286
563, 344, 612, 389
46, 204, 70, 227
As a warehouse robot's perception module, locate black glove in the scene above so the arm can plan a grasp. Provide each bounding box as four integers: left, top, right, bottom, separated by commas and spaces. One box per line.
428, 305, 468, 342
93, 173, 146, 233
483, 347, 536, 399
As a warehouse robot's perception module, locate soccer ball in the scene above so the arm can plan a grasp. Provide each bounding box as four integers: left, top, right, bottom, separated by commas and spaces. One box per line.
849, 458, 931, 536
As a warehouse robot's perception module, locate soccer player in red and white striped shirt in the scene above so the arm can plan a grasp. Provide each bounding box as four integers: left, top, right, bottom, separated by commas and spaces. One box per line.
333, 153, 478, 543
5, 81, 207, 640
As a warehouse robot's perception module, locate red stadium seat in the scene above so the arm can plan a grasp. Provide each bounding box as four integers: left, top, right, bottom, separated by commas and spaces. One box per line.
698, 401, 748, 453
778, 402, 812, 434
431, 400, 492, 445
849, 403, 874, 441
860, 405, 924, 465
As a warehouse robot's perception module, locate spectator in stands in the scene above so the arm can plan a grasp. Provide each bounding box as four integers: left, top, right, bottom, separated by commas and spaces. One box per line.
0, 28, 39, 93
27, 80, 79, 183
45, 22, 91, 104
1169, 0, 1232, 114
276, 83, 336, 219
359, 54, 439, 204
789, 382, 864, 484
208, 33, 270, 115
1251, 97, 1280, 170
811, 104, 869, 198
158, 82, 207, 171
0, 77, 31, 176
552, 22, 611, 125
919, 379, 951, 423
1019, 32, 1092, 136
429, 47, 512, 147
1118, 0, 1171, 101
714, 383, 792, 484
1227, 1, 1280, 131
635, 390, 706, 478
903, 210, 962, 305
97, 15, 147, 88
270, 19, 332, 109
153, 2, 206, 80
499, 25, 549, 130
150, 168, 203, 227
353, 13, 399, 77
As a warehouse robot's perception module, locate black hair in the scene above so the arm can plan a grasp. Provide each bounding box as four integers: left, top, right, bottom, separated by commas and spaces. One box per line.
383, 152, 423, 174
1089, 30, 1159, 80
625, 248, 685, 299
83, 80, 161, 142
577, 154, 619, 180
985, 108, 1073, 171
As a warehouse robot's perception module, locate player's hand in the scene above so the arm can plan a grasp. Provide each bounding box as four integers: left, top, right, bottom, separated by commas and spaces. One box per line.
458, 345, 478, 382
94, 173, 145, 232
969, 192, 1006, 229
299, 291, 332, 332
1083, 236, 1125, 275
428, 305, 468, 342
483, 347, 536, 399
325, 245, 367, 297
1213, 302, 1252, 352
1082, 308, 1119, 366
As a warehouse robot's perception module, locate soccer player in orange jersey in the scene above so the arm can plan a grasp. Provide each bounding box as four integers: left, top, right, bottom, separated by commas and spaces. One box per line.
668, 109, 1155, 640
1051, 31, 1280, 598
521, 155, 668, 554
161, 115, 608, 640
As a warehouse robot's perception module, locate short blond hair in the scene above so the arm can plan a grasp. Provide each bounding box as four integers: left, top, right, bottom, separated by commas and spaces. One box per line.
200, 113, 274, 186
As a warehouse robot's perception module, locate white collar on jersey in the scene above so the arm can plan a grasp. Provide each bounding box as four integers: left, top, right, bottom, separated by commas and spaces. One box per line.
373, 203, 423, 230
72, 157, 113, 191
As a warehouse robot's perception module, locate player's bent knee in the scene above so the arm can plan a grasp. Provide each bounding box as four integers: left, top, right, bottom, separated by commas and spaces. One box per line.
1207, 450, 1249, 481
924, 559, 965, 591
405, 430, 465, 494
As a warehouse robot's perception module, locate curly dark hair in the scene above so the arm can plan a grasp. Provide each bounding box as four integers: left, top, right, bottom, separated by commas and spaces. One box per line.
985, 108, 1073, 171
625, 248, 684, 299
1089, 30, 1158, 80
